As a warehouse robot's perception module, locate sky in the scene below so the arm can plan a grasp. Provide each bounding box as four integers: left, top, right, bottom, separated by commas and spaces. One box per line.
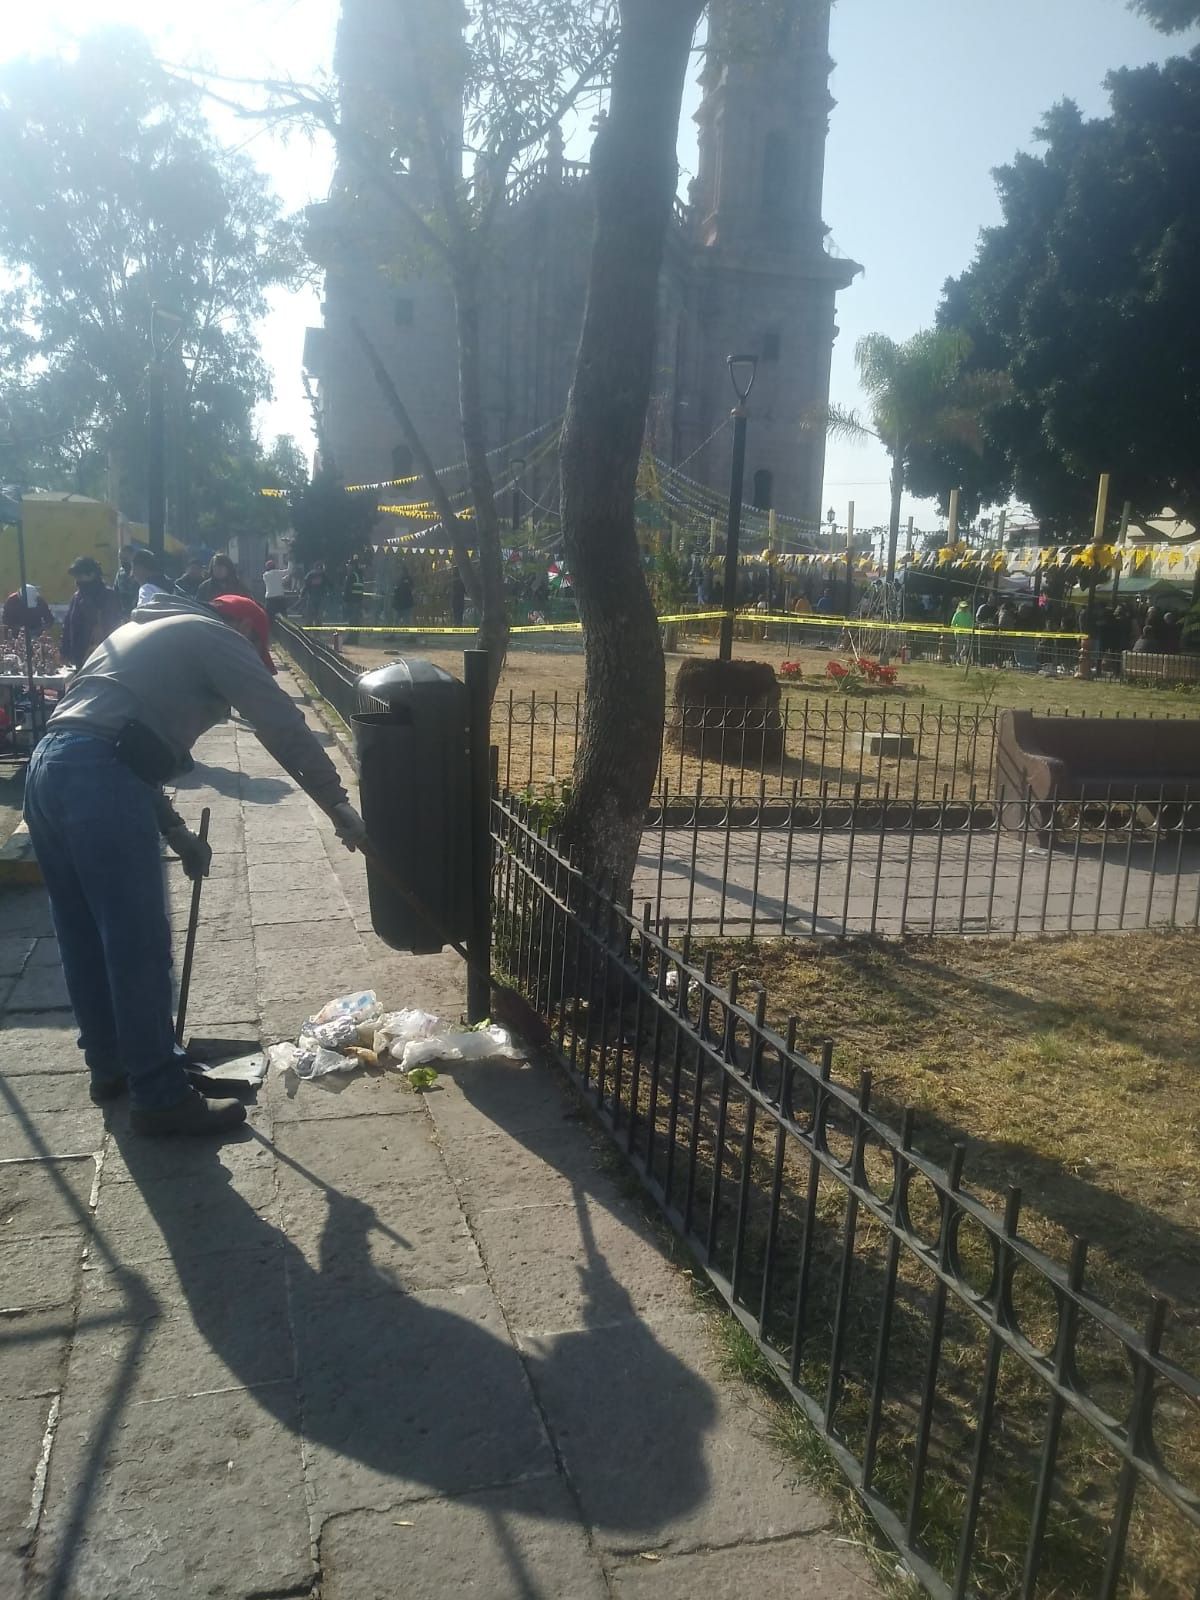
2, 0, 1197, 531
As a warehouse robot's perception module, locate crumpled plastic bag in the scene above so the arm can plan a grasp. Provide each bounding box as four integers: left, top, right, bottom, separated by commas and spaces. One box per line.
300, 990, 383, 1052
399, 1024, 521, 1071
373, 1008, 443, 1060
374, 1010, 523, 1072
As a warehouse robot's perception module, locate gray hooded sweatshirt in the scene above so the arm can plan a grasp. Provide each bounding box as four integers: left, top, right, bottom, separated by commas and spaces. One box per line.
47, 594, 348, 815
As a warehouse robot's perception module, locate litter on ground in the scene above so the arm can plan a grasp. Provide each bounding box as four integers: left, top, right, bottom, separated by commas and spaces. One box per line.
270, 992, 524, 1083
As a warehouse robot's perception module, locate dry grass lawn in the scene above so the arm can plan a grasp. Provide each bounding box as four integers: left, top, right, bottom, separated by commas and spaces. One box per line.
700, 928, 1199, 1597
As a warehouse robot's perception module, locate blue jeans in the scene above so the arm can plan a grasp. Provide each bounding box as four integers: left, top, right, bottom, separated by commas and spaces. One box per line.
24, 733, 190, 1110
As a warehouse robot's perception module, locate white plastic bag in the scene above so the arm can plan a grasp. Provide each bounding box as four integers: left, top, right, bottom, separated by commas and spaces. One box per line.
373, 1008, 443, 1061
294, 1044, 357, 1080
396, 1024, 522, 1072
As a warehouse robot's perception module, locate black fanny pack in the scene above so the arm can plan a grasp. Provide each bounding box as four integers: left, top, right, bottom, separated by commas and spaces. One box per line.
113, 721, 193, 786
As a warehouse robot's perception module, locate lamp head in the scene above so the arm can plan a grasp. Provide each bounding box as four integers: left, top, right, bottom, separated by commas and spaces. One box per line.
727, 353, 758, 407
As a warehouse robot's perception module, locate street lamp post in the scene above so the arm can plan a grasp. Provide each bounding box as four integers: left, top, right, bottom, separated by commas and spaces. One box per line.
718, 353, 758, 662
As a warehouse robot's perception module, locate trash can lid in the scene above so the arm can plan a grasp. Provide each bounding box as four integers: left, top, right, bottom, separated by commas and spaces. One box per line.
357, 658, 462, 703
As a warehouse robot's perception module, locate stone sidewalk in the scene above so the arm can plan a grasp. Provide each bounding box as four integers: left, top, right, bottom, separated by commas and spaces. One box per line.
0, 675, 879, 1599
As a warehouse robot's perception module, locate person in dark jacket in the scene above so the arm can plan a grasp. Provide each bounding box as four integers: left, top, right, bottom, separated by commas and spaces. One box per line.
60, 558, 124, 668
302, 563, 332, 624
174, 558, 205, 599
23, 592, 367, 1137
342, 560, 365, 626
196, 553, 250, 603
115, 552, 138, 615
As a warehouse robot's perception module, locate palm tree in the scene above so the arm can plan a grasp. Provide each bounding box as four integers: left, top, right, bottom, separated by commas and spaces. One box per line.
810, 329, 1008, 583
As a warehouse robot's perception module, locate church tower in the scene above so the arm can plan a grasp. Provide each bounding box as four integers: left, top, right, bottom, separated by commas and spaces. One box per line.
684, 0, 859, 532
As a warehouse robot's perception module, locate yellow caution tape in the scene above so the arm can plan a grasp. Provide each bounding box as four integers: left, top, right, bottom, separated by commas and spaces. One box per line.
305, 609, 1085, 642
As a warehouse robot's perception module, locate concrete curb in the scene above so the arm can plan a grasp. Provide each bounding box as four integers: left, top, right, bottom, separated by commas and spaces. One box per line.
0, 818, 41, 886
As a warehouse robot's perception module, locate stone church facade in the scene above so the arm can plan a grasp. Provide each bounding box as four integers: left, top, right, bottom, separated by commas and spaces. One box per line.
305, 0, 859, 536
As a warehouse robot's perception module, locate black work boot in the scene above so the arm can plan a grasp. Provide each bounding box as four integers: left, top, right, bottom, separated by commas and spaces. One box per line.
130, 1086, 247, 1137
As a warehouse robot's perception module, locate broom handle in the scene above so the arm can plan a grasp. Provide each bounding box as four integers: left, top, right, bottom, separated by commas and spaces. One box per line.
174, 806, 210, 1047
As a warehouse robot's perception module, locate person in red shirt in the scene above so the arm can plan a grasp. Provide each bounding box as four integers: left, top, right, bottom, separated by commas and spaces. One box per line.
2, 583, 54, 639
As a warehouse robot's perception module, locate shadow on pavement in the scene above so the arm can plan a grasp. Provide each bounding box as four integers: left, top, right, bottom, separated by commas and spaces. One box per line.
94, 1114, 714, 1562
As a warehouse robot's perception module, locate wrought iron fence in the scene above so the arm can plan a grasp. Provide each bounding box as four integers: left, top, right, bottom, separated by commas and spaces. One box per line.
491, 792, 1200, 1600
275, 617, 383, 723
497, 690, 1200, 804
637, 784, 1200, 940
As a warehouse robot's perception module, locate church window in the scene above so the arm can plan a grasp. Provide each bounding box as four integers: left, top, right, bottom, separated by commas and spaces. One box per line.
394, 297, 415, 327
762, 132, 789, 214
392, 445, 414, 477
753, 469, 774, 511
762, 330, 782, 362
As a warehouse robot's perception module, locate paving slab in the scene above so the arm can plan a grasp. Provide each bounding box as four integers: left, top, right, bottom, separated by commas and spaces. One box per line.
266, 1060, 426, 1122
0, 1016, 83, 1080
66, 1246, 292, 1405
89, 1160, 280, 1265
0, 1307, 74, 1399
283, 1175, 485, 1302
4, 965, 71, 1012
517, 1311, 831, 1555
274, 1109, 446, 1199
1, 1235, 85, 1312
444, 1123, 629, 1216
470, 1193, 690, 1335
295, 1281, 555, 1520
0, 1157, 96, 1241
321, 1477, 608, 1600
169, 937, 257, 1021
0, 936, 34, 978
0, 1072, 95, 1117
0, 892, 55, 939
29, 1385, 311, 1600
0, 1109, 102, 1163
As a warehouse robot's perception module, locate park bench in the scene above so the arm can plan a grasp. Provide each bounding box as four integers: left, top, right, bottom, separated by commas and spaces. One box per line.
994, 709, 1200, 836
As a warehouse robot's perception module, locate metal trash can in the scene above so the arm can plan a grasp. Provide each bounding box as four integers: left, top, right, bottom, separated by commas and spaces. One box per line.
353, 659, 472, 954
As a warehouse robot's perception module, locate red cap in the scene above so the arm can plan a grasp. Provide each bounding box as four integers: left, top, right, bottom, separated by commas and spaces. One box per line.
207, 594, 277, 674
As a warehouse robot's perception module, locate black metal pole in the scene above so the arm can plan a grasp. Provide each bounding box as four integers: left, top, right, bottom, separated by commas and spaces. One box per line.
465, 648, 492, 1024
719, 407, 748, 662
148, 356, 166, 558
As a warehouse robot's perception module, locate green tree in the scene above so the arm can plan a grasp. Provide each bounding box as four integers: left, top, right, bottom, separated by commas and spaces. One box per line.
0, 30, 302, 533
289, 470, 379, 573
1129, 0, 1200, 29
191, 434, 309, 552
938, 52, 1200, 532
809, 329, 1007, 584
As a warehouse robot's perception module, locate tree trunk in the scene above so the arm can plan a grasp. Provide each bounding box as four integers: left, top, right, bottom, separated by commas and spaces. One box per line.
558, 0, 703, 892
452, 260, 510, 697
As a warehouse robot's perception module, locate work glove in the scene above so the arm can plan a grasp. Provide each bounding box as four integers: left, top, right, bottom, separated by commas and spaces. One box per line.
330, 801, 368, 852
165, 825, 212, 882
